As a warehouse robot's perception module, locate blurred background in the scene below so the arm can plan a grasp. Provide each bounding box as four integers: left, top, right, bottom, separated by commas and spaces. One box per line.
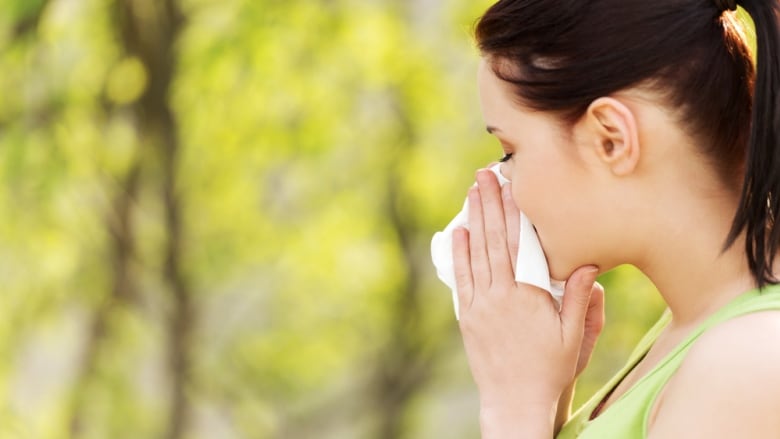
1, 0, 668, 437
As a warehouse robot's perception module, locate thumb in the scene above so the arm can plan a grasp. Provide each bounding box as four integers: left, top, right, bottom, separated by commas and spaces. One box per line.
560, 265, 600, 338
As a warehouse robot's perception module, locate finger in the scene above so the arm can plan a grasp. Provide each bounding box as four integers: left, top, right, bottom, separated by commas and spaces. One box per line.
584, 282, 606, 336
468, 185, 491, 288
476, 169, 514, 284
502, 183, 520, 273
453, 227, 475, 315
560, 266, 600, 339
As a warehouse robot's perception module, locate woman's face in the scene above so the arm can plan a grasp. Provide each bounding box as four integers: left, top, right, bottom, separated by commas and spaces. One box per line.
477, 59, 601, 280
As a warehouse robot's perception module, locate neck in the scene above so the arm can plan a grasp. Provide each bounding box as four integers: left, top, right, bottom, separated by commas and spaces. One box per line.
633, 188, 755, 329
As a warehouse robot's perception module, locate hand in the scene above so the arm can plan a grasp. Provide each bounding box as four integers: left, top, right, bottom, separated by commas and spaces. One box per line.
452, 169, 602, 433
484, 164, 606, 379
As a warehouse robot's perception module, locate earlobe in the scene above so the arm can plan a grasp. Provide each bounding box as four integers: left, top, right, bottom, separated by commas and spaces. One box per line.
585, 97, 640, 176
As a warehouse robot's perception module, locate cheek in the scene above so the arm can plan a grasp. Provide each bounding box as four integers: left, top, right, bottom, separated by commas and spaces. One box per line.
509, 179, 570, 279
508, 157, 588, 279
508, 158, 554, 213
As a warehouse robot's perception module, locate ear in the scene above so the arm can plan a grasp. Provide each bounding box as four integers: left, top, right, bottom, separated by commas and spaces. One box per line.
579, 97, 640, 176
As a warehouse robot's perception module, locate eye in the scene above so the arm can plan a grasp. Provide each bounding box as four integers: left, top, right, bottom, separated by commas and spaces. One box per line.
499, 153, 514, 163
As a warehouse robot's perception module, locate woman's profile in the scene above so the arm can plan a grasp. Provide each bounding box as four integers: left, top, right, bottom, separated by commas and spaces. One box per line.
444, 0, 780, 437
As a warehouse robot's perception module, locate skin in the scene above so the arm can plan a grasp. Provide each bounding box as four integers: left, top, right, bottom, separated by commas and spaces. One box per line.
452, 59, 780, 437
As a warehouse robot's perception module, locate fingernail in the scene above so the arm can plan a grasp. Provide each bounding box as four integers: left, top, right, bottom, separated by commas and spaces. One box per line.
475, 169, 488, 183
468, 186, 480, 201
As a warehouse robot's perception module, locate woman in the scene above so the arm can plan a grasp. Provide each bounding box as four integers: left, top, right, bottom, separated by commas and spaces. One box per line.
452, 0, 780, 437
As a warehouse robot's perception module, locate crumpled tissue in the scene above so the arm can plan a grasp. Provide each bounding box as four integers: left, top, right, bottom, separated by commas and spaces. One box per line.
430, 164, 566, 319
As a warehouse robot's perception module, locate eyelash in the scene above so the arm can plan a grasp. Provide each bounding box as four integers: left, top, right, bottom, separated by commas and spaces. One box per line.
500, 153, 514, 163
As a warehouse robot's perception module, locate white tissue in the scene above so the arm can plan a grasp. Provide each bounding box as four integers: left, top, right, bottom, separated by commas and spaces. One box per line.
430, 164, 566, 319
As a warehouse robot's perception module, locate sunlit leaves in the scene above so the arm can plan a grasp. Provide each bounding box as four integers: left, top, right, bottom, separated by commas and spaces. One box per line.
105, 57, 148, 105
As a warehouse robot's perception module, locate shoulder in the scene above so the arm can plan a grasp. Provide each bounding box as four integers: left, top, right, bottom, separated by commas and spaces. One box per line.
648, 310, 780, 438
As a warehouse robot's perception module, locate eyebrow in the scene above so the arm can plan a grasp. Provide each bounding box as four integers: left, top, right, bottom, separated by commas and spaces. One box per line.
486, 125, 502, 134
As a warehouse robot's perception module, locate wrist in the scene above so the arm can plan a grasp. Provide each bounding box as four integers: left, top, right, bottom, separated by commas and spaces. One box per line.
479, 402, 556, 439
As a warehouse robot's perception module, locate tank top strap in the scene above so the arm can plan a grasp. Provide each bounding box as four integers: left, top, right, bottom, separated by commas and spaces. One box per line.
686, 284, 780, 343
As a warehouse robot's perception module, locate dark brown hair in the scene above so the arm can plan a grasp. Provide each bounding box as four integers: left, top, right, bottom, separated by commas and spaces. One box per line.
476, 0, 780, 287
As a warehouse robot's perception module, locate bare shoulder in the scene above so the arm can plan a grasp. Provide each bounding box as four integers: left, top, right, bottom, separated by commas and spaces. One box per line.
648, 310, 780, 438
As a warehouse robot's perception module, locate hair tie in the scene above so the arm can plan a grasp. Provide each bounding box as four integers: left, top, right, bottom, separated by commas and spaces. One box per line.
714, 0, 737, 12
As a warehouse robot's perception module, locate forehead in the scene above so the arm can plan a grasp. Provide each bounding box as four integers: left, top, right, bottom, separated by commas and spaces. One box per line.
478, 59, 577, 146
478, 59, 524, 127
477, 58, 546, 131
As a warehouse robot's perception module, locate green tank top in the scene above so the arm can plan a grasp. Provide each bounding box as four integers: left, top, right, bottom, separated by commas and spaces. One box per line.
556, 285, 780, 438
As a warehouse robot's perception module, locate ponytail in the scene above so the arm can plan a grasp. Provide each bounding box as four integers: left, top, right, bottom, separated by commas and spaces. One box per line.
726, 1, 780, 287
